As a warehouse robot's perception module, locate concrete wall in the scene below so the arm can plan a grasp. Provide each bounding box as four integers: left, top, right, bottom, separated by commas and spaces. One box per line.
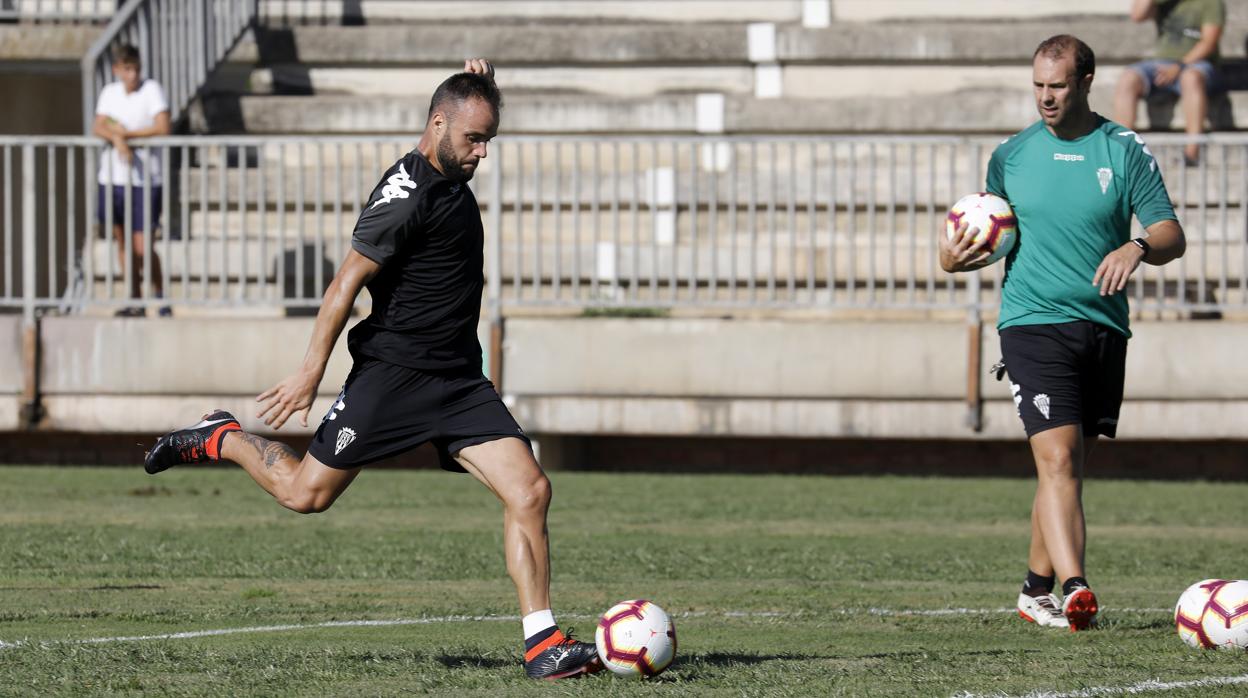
5, 315, 1245, 440
501, 317, 1248, 441
0, 315, 22, 431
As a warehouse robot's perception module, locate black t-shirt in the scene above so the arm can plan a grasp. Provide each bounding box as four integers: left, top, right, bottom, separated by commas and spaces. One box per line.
347, 149, 484, 371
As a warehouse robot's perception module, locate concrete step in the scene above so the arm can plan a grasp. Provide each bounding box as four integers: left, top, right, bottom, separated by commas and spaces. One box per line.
249, 65, 757, 98
258, 0, 804, 25
231, 86, 1248, 135
232, 19, 1247, 67
829, 0, 1125, 22
0, 24, 100, 61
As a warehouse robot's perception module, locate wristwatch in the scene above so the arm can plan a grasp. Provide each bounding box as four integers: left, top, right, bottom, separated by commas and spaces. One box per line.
1130, 238, 1151, 257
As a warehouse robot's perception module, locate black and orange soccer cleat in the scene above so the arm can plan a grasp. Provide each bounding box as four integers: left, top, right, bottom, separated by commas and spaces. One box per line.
523, 629, 602, 680
144, 410, 241, 474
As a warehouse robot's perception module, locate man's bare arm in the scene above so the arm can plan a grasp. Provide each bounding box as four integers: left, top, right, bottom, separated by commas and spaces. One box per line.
1181, 23, 1223, 66
1129, 0, 1155, 22
256, 249, 381, 429
1092, 218, 1185, 296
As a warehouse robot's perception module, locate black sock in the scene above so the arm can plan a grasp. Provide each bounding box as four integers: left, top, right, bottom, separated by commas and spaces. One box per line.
1022, 570, 1055, 597
1062, 576, 1090, 596
523, 625, 560, 652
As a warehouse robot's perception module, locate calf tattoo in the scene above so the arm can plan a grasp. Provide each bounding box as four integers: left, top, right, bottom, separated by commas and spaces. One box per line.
236, 433, 299, 470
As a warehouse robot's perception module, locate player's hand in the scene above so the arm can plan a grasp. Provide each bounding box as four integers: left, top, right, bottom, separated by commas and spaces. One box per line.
938, 220, 992, 273
255, 370, 321, 430
1093, 242, 1146, 296
1155, 62, 1182, 87
463, 58, 495, 81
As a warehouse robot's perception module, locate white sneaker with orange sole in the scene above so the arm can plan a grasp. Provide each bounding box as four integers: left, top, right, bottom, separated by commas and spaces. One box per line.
1017, 592, 1070, 629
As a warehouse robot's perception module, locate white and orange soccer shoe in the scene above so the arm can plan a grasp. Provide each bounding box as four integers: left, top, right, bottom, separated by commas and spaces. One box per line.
1017, 592, 1070, 629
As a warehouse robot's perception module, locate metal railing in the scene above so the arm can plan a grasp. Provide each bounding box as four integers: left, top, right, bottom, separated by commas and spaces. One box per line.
81, 0, 257, 134
1, 134, 1246, 323
0, 0, 116, 22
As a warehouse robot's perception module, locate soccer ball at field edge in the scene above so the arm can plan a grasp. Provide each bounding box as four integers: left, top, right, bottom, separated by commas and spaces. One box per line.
1175, 578, 1248, 649
946, 192, 1017, 265
594, 599, 677, 677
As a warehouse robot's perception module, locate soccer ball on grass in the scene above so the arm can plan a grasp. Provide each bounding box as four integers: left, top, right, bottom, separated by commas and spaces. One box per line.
1175, 579, 1248, 649
594, 599, 677, 677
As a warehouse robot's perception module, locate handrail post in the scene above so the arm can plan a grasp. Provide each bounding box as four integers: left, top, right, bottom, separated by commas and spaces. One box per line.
21, 143, 44, 428
487, 142, 505, 392
22, 143, 36, 326
965, 140, 985, 432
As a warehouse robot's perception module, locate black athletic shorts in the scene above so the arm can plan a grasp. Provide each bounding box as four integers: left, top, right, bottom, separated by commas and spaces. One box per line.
307, 360, 531, 472
998, 321, 1128, 439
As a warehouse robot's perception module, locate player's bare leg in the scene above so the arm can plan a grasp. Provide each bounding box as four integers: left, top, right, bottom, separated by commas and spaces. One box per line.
454, 437, 601, 679
145, 410, 358, 514
219, 432, 359, 513
1112, 70, 1145, 131
1026, 435, 1095, 577
1029, 424, 1098, 629
1030, 425, 1085, 579
455, 438, 551, 613
1020, 433, 1100, 628
1179, 68, 1208, 165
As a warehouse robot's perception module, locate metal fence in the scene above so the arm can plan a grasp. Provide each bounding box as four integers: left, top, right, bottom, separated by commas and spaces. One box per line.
1, 134, 1245, 323
81, 0, 258, 133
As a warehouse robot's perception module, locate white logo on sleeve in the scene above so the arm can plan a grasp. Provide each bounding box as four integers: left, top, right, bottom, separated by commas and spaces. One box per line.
1033, 394, 1051, 420
1117, 130, 1158, 172
1097, 168, 1113, 195
335, 427, 357, 455
370, 163, 417, 209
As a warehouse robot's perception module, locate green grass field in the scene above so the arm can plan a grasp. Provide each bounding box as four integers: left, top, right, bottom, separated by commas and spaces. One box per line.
2, 466, 1247, 697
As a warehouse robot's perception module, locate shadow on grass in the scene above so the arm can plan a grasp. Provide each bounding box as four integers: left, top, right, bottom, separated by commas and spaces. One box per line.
689, 651, 829, 666
435, 654, 515, 670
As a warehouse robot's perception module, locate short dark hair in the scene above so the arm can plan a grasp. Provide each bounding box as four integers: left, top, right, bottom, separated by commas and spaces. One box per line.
427, 72, 502, 122
1033, 35, 1095, 82
111, 43, 141, 66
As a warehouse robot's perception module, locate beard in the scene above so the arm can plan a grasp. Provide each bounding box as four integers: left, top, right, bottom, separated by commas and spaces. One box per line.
437, 131, 475, 183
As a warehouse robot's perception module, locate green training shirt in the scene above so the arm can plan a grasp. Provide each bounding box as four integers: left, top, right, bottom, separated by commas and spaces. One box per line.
985, 116, 1177, 338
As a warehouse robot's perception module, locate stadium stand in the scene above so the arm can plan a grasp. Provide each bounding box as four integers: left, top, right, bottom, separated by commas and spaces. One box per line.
1, 1, 1247, 461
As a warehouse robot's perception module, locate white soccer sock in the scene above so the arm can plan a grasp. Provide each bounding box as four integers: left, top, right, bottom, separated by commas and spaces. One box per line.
522, 609, 557, 640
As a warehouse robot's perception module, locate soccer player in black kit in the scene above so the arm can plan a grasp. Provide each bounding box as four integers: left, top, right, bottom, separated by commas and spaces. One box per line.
144, 60, 602, 680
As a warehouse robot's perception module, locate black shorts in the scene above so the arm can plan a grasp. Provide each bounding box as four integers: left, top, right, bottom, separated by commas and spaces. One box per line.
998, 321, 1127, 439
307, 360, 530, 472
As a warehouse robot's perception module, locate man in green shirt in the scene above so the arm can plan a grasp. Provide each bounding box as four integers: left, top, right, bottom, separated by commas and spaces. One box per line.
940, 35, 1186, 631
1112, 0, 1225, 165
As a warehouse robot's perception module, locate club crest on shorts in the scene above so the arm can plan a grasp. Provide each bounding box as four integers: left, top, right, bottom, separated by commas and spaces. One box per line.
335, 427, 357, 455
1033, 393, 1051, 420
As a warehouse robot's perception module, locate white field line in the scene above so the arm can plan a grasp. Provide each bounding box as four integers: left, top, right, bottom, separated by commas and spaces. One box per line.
0, 606, 1173, 652
953, 673, 1248, 698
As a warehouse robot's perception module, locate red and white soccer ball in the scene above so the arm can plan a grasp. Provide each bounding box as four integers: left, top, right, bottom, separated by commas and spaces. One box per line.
594, 599, 677, 677
1175, 579, 1248, 649
946, 192, 1018, 265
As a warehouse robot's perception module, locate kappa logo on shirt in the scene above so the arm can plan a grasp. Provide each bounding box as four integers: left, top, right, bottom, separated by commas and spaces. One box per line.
370, 163, 418, 209
1053, 153, 1085, 162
